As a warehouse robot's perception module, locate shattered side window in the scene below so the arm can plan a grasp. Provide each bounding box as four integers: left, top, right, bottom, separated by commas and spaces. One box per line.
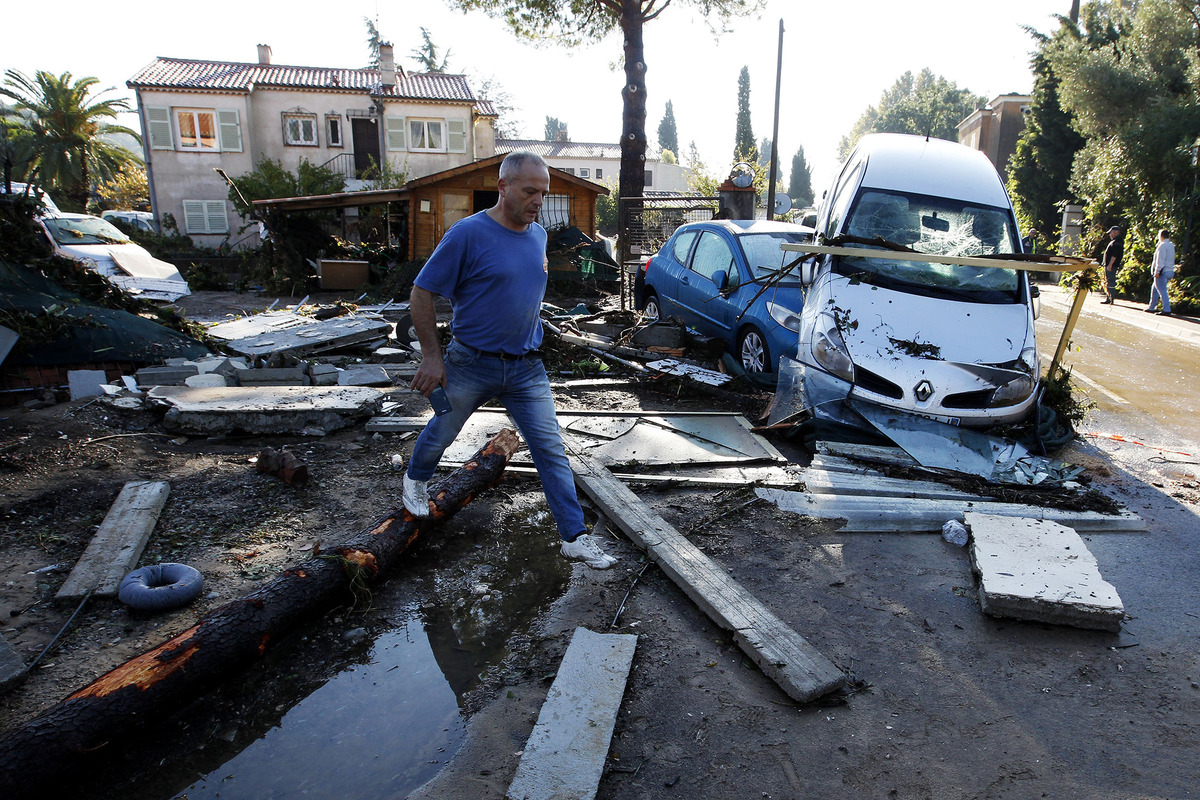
737, 233, 808, 280
842, 189, 1019, 298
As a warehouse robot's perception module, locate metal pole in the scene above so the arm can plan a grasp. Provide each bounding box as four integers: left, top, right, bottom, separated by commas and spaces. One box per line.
765, 19, 784, 220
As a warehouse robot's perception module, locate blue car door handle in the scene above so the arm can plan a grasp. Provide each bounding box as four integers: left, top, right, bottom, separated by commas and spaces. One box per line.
681, 274, 690, 284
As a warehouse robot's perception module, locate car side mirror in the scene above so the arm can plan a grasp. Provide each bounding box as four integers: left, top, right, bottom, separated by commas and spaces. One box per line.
1030, 282, 1041, 320
711, 269, 729, 291
800, 257, 818, 287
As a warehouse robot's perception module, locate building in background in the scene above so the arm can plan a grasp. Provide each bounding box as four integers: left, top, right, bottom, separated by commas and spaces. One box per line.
495, 139, 689, 194
127, 44, 496, 249
956, 94, 1031, 179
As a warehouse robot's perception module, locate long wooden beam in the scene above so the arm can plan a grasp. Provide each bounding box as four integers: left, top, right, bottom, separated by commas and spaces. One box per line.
780, 243, 1093, 272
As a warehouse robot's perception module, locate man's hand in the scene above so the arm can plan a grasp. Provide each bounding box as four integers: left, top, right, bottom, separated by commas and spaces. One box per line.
409, 285, 446, 397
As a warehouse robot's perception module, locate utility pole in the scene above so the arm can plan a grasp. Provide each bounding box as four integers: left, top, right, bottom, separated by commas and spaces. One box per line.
765, 19, 784, 221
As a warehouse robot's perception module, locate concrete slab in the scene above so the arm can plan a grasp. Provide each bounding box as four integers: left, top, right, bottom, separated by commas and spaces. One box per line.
309, 363, 340, 386
223, 317, 391, 358
236, 366, 309, 386
337, 365, 392, 386
135, 365, 198, 386
68, 369, 108, 400
966, 512, 1125, 631
149, 386, 384, 435
507, 628, 637, 800
184, 373, 227, 388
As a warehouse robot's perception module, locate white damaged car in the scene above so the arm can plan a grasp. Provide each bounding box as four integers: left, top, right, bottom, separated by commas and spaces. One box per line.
37, 212, 191, 303
792, 133, 1039, 431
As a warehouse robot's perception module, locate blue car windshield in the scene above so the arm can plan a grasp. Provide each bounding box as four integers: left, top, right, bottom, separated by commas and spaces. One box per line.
839, 189, 1020, 302
736, 232, 810, 281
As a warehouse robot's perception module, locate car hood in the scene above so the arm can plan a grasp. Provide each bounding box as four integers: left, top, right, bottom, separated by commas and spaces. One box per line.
831, 276, 1032, 367
56, 242, 187, 283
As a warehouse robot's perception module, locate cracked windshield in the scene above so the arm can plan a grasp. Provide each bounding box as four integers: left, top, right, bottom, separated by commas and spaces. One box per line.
843, 189, 1019, 297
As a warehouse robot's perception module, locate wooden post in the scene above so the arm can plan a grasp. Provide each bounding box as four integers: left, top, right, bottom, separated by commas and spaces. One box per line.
1048, 281, 1090, 381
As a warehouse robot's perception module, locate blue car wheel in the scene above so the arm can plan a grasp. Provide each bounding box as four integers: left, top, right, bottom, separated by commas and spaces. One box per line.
738, 325, 771, 373
643, 291, 661, 320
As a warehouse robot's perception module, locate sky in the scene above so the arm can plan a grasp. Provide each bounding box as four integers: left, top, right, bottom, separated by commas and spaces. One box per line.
3, 0, 1068, 195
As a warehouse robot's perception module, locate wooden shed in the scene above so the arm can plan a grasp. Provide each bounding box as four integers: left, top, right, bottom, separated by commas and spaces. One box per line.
252, 154, 608, 262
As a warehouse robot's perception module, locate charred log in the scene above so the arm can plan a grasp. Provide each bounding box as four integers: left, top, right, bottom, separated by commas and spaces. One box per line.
0, 429, 521, 798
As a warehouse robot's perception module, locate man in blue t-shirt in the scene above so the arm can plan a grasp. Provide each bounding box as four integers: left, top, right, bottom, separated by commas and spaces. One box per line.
402, 151, 617, 569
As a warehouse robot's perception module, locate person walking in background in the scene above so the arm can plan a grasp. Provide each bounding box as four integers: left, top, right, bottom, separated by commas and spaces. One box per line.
402, 151, 618, 570
1145, 228, 1175, 316
1100, 226, 1123, 304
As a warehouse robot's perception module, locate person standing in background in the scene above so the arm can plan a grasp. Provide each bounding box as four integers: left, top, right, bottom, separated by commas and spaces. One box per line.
1145, 229, 1175, 316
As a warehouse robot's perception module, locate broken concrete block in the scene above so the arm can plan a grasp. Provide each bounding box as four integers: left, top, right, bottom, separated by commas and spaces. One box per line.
148, 386, 384, 436
68, 370, 109, 400
134, 365, 199, 386
235, 366, 309, 386
966, 512, 1124, 632
372, 346, 412, 363
185, 374, 227, 388
0, 633, 25, 693
338, 365, 392, 387
308, 363, 340, 386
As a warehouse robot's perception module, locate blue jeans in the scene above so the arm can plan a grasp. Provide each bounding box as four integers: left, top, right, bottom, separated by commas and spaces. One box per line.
1148, 272, 1172, 312
407, 340, 586, 541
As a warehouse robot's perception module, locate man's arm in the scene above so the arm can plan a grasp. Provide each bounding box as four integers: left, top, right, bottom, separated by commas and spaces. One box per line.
409, 285, 445, 397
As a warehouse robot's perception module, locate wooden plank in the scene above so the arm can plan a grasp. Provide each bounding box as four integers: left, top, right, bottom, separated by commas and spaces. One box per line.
815, 440, 919, 467
506, 628, 637, 800
569, 450, 845, 703
56, 481, 171, 601
781, 243, 1094, 272
756, 488, 1146, 533
799, 468, 980, 500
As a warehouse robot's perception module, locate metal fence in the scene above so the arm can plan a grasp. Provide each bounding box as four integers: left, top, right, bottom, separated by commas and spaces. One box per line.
618, 195, 718, 307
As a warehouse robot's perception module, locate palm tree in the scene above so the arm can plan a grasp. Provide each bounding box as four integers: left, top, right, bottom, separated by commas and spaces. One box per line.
1, 69, 142, 211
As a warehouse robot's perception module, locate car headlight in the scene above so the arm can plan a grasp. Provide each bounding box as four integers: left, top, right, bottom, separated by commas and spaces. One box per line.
810, 313, 854, 382
989, 373, 1036, 406
766, 301, 802, 332
1018, 346, 1038, 375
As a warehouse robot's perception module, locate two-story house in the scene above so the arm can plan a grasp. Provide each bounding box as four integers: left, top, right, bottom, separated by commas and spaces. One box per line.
127, 44, 496, 249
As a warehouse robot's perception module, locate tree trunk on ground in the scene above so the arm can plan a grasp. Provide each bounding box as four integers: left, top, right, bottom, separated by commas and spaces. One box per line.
0, 429, 521, 798
617, 0, 648, 285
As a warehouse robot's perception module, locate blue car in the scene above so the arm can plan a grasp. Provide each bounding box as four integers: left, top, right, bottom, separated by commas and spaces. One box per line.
635, 219, 815, 375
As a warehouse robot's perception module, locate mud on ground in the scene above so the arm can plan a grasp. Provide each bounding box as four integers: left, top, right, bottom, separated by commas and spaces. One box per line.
2, 289, 1199, 799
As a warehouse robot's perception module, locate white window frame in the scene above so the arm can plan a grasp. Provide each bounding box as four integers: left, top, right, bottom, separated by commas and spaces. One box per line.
182, 200, 229, 235
176, 109, 219, 151
326, 115, 343, 148
408, 118, 446, 152
579, 168, 590, 178
283, 113, 319, 146
157, 107, 241, 152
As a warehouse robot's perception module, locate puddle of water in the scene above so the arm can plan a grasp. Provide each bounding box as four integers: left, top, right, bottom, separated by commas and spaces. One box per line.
174, 619, 464, 799
166, 498, 570, 800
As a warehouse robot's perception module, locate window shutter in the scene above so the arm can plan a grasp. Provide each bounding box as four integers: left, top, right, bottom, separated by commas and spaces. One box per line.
217, 110, 243, 152
385, 116, 406, 151
447, 119, 467, 153
205, 201, 229, 233
147, 107, 173, 150
182, 200, 208, 233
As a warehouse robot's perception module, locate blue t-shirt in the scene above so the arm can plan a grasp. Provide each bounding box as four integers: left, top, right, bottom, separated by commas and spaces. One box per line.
414, 211, 548, 354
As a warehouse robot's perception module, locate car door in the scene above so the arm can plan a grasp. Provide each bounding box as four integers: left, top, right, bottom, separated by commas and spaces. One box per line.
676, 229, 742, 338
649, 229, 699, 317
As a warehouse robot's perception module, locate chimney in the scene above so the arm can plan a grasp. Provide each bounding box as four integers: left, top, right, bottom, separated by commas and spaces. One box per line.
380, 42, 395, 87
257, 44, 272, 65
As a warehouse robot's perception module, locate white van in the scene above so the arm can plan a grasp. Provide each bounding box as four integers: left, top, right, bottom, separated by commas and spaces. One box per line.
794, 133, 1038, 430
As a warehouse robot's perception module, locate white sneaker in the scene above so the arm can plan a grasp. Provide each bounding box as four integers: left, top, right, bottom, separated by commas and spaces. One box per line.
561, 533, 618, 569
402, 474, 430, 517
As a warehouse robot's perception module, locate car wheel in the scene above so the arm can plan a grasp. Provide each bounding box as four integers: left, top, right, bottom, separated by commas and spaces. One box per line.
643, 292, 661, 321
738, 326, 771, 373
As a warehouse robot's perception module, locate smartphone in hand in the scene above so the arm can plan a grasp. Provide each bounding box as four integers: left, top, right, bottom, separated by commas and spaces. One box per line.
429, 386, 452, 416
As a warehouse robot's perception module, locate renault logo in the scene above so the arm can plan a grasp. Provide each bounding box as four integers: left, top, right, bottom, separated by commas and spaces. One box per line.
914, 380, 934, 402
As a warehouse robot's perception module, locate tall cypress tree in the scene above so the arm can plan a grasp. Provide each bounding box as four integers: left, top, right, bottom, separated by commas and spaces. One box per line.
789, 146, 813, 208
657, 100, 679, 155
733, 66, 757, 164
